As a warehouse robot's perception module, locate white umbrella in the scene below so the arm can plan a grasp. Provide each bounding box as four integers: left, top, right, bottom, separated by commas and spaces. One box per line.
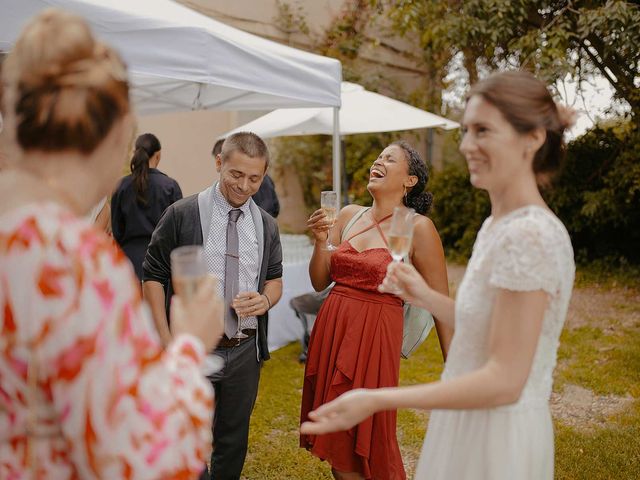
222, 82, 459, 139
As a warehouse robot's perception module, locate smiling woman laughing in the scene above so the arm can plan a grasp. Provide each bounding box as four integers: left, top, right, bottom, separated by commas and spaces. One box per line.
300, 141, 451, 480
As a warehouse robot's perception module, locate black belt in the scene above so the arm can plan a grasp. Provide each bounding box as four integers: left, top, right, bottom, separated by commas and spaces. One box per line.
217, 329, 256, 348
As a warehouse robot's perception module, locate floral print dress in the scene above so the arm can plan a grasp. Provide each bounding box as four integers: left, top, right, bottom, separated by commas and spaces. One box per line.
0, 203, 213, 479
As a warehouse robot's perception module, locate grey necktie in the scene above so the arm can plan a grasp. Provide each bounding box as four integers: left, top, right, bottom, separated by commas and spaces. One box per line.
224, 209, 242, 339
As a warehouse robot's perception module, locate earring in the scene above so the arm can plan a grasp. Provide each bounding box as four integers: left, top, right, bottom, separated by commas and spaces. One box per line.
403, 185, 408, 204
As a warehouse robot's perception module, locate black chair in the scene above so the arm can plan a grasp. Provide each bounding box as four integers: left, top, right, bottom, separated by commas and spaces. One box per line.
289, 287, 331, 362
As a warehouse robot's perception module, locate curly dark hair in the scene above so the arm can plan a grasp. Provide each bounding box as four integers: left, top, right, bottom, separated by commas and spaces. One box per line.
391, 140, 433, 215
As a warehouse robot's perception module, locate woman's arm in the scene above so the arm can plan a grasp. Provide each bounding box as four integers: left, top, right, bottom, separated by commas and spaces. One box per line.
410, 217, 454, 359
93, 200, 111, 235
308, 204, 361, 291
301, 288, 548, 434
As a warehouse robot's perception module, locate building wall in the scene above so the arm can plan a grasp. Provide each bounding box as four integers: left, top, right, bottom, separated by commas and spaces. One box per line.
137, 110, 240, 197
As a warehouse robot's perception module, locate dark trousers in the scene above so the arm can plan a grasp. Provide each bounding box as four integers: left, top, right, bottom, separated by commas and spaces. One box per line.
200, 337, 261, 480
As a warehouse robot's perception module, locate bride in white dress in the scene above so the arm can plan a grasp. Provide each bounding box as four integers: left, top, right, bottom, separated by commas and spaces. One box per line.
300, 70, 576, 480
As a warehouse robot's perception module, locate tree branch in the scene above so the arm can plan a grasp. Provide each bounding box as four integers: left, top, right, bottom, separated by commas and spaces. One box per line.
580, 36, 640, 114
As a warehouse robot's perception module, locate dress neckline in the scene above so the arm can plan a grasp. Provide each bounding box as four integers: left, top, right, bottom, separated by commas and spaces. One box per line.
345, 241, 391, 256
0, 201, 73, 226
485, 204, 551, 232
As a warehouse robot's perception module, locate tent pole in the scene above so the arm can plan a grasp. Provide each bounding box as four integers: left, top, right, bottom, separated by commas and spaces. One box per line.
332, 107, 341, 205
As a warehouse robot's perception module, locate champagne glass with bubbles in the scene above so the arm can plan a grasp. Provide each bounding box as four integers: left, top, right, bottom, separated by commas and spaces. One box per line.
171, 245, 223, 373
386, 206, 415, 292
171, 245, 209, 302
232, 277, 251, 339
321, 190, 338, 251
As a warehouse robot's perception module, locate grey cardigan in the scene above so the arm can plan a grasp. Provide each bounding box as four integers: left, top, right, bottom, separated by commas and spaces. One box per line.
142, 185, 283, 361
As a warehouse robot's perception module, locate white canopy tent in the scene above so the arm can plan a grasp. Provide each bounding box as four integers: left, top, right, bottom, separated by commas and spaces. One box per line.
0, 0, 344, 195
222, 82, 459, 139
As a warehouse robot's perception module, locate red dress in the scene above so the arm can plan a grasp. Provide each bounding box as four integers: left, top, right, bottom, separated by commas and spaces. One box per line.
300, 220, 406, 480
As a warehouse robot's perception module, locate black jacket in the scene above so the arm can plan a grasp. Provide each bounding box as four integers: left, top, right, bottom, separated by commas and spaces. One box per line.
111, 168, 182, 279
252, 174, 280, 218
142, 193, 282, 361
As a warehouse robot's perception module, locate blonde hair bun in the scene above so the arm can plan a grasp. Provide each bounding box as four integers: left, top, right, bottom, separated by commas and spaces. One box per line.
2, 8, 129, 154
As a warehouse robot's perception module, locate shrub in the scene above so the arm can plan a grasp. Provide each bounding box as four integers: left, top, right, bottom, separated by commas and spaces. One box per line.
544, 122, 640, 264
429, 161, 490, 261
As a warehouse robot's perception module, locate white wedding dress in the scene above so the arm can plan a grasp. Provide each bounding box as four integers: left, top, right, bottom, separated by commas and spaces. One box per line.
414, 206, 575, 480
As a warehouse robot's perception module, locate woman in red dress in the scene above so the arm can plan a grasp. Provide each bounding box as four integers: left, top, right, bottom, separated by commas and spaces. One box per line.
300, 141, 452, 479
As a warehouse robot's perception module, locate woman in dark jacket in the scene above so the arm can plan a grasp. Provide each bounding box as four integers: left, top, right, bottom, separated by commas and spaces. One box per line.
111, 133, 182, 279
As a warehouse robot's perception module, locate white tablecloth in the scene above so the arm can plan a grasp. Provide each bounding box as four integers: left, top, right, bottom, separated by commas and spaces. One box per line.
268, 262, 314, 351
268, 235, 315, 352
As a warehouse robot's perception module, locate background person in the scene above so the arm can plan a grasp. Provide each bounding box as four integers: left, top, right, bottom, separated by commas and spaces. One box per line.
301, 70, 577, 480
300, 141, 451, 480
111, 132, 182, 279
0, 9, 222, 478
144, 132, 283, 480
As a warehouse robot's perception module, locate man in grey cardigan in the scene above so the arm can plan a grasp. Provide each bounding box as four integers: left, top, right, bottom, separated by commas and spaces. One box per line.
143, 132, 283, 480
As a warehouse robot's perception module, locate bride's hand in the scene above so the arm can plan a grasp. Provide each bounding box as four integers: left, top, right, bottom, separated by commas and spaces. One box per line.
300, 389, 377, 435
379, 262, 432, 306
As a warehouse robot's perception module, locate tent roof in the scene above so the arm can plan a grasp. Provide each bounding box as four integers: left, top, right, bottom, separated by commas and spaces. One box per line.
222, 82, 458, 138
0, 0, 342, 114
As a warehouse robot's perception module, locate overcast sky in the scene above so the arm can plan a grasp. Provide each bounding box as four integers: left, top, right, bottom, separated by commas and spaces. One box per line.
555, 73, 628, 140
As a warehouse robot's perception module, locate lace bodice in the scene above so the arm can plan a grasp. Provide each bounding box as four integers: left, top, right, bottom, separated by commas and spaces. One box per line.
443, 206, 575, 409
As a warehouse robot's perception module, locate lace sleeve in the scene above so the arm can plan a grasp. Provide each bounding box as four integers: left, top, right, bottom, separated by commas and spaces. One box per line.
489, 217, 559, 295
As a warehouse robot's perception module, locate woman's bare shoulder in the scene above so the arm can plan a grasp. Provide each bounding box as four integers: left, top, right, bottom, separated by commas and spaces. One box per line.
414, 214, 439, 235
339, 203, 366, 217
336, 203, 366, 223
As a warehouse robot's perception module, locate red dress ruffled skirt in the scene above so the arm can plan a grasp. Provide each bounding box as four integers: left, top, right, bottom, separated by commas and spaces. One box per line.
300, 240, 405, 480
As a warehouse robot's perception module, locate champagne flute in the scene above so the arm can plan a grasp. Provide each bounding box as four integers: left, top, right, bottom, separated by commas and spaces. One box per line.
233, 278, 251, 339
321, 190, 338, 251
386, 206, 415, 293
171, 245, 224, 373
171, 245, 208, 302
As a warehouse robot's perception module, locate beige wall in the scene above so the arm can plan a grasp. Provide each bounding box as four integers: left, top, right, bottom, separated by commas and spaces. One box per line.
181, 0, 345, 47
136, 110, 228, 196
136, 109, 270, 197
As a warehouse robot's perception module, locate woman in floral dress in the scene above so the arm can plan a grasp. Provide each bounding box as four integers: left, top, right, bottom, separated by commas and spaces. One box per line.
0, 9, 222, 479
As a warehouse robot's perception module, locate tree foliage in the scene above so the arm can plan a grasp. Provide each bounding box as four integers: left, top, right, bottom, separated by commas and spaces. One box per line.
428, 160, 490, 262
544, 122, 640, 263
429, 122, 640, 264
380, 0, 640, 119
270, 1, 639, 264
271, 0, 430, 215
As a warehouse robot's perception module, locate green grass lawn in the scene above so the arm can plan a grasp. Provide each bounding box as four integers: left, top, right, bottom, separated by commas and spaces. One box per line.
243, 279, 640, 479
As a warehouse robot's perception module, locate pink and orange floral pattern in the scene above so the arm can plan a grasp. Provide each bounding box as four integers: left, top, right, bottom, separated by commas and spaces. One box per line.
0, 203, 213, 479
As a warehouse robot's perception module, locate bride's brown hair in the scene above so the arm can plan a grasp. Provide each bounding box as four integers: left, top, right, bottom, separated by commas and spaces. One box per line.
1, 8, 130, 154
468, 70, 575, 178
